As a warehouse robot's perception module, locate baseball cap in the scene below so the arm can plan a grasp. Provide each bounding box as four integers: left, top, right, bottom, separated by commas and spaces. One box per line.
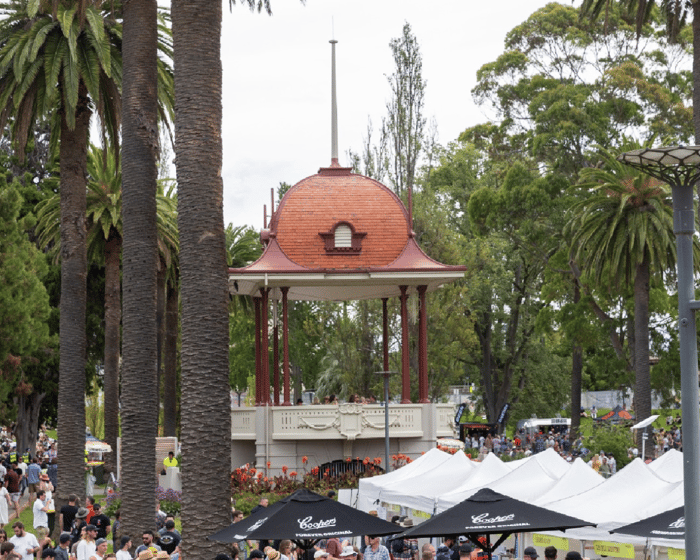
524, 547, 539, 558
86, 525, 97, 532
459, 545, 473, 556
458, 536, 468, 544
249, 551, 264, 560
95, 538, 106, 547
314, 552, 329, 559
339, 547, 356, 557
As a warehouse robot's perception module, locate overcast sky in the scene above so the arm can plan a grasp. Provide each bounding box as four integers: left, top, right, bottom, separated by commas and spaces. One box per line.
219, 0, 567, 230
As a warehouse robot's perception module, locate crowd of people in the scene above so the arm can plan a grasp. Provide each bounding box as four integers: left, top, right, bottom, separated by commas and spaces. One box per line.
0, 436, 184, 560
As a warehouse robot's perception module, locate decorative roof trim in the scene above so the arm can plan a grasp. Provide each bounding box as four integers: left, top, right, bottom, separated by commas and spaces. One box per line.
229, 238, 309, 273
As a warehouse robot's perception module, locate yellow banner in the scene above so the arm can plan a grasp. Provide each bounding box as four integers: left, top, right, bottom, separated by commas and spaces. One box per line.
593, 541, 635, 558
410, 509, 431, 519
668, 548, 685, 560
532, 535, 569, 549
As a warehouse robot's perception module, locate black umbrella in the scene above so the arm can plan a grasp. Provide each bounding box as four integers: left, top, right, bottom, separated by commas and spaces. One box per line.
610, 506, 685, 539
209, 488, 398, 548
399, 488, 595, 560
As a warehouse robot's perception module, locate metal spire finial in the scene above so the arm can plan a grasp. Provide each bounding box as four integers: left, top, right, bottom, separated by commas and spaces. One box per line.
330, 38, 338, 166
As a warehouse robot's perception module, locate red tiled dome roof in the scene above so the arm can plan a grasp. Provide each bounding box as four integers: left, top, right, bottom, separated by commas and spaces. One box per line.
270, 167, 410, 270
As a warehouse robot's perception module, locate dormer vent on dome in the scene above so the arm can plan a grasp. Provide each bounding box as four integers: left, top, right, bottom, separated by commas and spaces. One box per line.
319, 221, 367, 254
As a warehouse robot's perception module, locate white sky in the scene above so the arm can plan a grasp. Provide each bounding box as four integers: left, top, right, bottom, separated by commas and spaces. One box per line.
220, 0, 568, 230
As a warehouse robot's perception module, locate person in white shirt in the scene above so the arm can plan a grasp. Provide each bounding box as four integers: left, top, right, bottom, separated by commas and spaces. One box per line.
116, 536, 133, 560
77, 525, 98, 560
9, 521, 39, 560
0, 483, 12, 528
33, 489, 49, 547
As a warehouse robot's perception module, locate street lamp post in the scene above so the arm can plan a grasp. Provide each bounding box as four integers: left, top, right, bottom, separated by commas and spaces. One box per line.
619, 146, 700, 558
375, 371, 397, 473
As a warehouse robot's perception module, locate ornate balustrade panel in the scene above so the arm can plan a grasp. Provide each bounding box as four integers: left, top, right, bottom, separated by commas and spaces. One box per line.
271, 403, 424, 440
436, 403, 457, 437
231, 408, 257, 439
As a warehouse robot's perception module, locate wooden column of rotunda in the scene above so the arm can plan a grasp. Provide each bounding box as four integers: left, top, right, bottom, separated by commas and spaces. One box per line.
252, 284, 430, 405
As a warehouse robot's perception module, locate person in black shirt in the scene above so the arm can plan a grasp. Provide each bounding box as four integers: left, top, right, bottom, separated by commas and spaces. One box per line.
158, 520, 180, 554
59, 496, 80, 533
90, 505, 111, 540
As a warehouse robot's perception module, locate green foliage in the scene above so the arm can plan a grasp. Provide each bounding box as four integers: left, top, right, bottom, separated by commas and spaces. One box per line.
0, 172, 53, 424
579, 421, 635, 468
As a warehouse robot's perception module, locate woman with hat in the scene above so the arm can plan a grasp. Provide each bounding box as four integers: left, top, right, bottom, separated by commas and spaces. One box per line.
70, 509, 90, 547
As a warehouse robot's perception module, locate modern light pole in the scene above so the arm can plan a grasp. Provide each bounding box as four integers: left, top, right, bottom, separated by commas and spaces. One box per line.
618, 146, 700, 558
375, 371, 397, 473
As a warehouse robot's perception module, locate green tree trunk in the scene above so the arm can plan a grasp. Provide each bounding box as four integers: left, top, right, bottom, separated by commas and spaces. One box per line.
173, 0, 231, 554
120, 0, 160, 536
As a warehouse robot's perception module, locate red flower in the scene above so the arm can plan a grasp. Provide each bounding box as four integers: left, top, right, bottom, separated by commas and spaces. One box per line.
373, 457, 382, 465
282, 465, 288, 474
267, 461, 271, 468
302, 456, 308, 464
289, 471, 298, 477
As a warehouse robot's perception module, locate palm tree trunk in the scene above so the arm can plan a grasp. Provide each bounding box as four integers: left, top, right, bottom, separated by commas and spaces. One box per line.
173, 0, 231, 556
157, 257, 167, 422
163, 278, 179, 437
693, 0, 700, 143
103, 232, 122, 475
570, 281, 582, 444
634, 258, 652, 456
56, 84, 91, 506
121, 0, 160, 537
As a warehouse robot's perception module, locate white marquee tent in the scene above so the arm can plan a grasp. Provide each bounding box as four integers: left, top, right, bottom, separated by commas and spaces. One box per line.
357, 447, 452, 512
358, 447, 688, 549
375, 449, 475, 513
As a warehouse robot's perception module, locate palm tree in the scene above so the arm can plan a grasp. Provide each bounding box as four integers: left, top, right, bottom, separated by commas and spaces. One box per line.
567, 141, 678, 454
35, 146, 178, 480
172, 0, 271, 556
0, 0, 122, 505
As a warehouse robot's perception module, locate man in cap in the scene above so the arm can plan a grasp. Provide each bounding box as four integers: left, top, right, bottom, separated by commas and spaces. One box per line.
9, 522, 39, 560
458, 545, 472, 560
523, 547, 539, 560
76, 525, 98, 560
89, 538, 108, 560
54, 534, 71, 560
